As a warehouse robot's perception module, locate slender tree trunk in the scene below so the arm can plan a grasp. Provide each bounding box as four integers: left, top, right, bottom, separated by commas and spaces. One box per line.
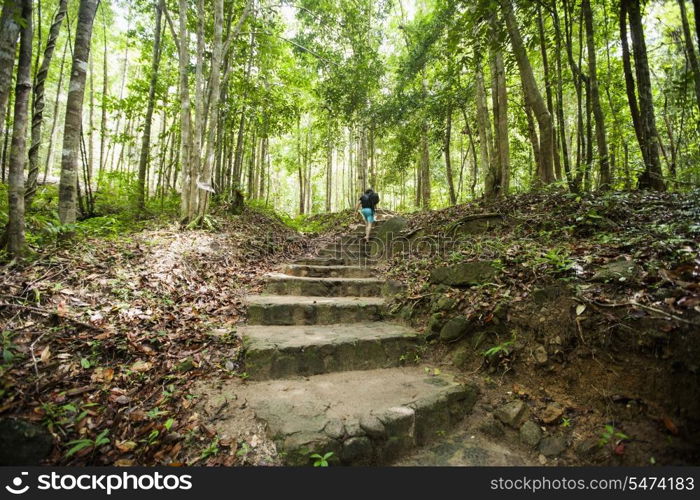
492, 42, 509, 195
475, 61, 494, 196
6, 0, 31, 257
678, 0, 700, 111
98, 6, 107, 176
58, 0, 98, 225
444, 102, 456, 205
26, 0, 68, 208
136, 0, 163, 212
582, 0, 610, 190
0, 0, 20, 144
537, 4, 561, 181
500, 0, 555, 185
552, 1, 574, 189
621, 0, 665, 190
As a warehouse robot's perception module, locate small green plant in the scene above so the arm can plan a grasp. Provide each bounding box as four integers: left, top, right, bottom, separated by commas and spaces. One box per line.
561, 417, 572, 428
310, 451, 334, 467
482, 339, 514, 358
64, 429, 110, 458
598, 425, 629, 448
200, 437, 221, 460
1, 331, 20, 363
538, 247, 575, 273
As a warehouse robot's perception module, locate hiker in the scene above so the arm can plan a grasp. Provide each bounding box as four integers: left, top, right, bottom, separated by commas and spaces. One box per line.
356, 188, 380, 242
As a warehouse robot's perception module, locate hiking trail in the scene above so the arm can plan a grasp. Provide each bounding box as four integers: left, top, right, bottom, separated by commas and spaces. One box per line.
199, 220, 532, 465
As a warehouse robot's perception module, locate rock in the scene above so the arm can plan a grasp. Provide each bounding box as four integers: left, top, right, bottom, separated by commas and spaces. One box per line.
324, 419, 346, 440
494, 400, 530, 428
430, 261, 498, 287
451, 346, 471, 368
541, 403, 564, 425
539, 435, 567, 457
344, 418, 363, 438
591, 259, 639, 283
575, 438, 601, 460
478, 418, 505, 438
519, 421, 542, 447
359, 415, 386, 439
376, 217, 408, 259
427, 313, 445, 334
440, 317, 471, 342
0, 418, 53, 465
533, 345, 548, 365
450, 214, 505, 235
341, 436, 373, 463
433, 296, 456, 312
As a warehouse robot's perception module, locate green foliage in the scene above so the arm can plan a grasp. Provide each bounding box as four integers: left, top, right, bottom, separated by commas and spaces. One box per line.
598, 425, 629, 448
309, 451, 334, 467
64, 429, 110, 458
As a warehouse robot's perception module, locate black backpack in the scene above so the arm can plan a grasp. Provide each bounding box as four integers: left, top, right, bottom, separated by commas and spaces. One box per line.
361, 192, 379, 210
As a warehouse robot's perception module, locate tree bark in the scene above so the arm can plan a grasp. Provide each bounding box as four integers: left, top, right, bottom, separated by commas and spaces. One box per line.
444, 101, 456, 205
136, 0, 164, 212
25, 0, 68, 208
58, 0, 99, 225
6, 0, 31, 257
678, 0, 700, 111
474, 60, 493, 197
0, 0, 20, 144
500, 0, 555, 185
583, 0, 610, 189
621, 0, 665, 190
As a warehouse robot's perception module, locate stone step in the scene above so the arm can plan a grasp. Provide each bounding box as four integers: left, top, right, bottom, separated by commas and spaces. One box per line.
228, 367, 478, 465
246, 295, 386, 325
281, 264, 375, 279
317, 248, 380, 260
262, 273, 387, 297
293, 257, 378, 267
242, 322, 420, 380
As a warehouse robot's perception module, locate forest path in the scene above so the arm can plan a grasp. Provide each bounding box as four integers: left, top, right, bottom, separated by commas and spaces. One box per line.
206, 220, 530, 465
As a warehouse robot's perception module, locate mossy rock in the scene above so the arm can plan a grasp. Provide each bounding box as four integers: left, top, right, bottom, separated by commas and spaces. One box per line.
430, 261, 498, 287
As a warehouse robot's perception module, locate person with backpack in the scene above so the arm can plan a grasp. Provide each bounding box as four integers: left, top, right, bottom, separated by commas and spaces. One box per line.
356, 188, 380, 242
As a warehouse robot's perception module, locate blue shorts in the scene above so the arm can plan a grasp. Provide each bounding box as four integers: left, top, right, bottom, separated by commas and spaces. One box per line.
360, 208, 375, 223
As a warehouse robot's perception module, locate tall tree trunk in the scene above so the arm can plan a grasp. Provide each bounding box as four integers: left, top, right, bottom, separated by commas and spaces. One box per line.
621, 0, 665, 190
537, 4, 561, 181
582, 0, 610, 190
552, 1, 574, 189
444, 102, 456, 205
0, 0, 20, 145
58, 0, 99, 225
500, 0, 555, 185
26, 0, 68, 209
474, 61, 493, 197
325, 117, 332, 212
98, 6, 108, 176
43, 41, 68, 183
6, 0, 31, 257
136, 0, 163, 212
678, 0, 700, 111
492, 42, 509, 195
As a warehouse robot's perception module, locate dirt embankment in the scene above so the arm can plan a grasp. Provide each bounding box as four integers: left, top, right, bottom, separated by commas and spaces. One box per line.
383, 190, 700, 465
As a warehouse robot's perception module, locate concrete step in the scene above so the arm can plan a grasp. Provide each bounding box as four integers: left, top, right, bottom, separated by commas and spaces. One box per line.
246, 295, 386, 325
242, 322, 420, 380
227, 367, 478, 465
262, 273, 387, 297
281, 264, 375, 279
295, 255, 379, 266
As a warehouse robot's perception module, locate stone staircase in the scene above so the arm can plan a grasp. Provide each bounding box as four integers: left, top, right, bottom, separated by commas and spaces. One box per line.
235, 221, 479, 465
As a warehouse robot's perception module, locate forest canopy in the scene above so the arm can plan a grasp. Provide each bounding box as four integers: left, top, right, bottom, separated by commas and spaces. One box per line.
1, 0, 699, 257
